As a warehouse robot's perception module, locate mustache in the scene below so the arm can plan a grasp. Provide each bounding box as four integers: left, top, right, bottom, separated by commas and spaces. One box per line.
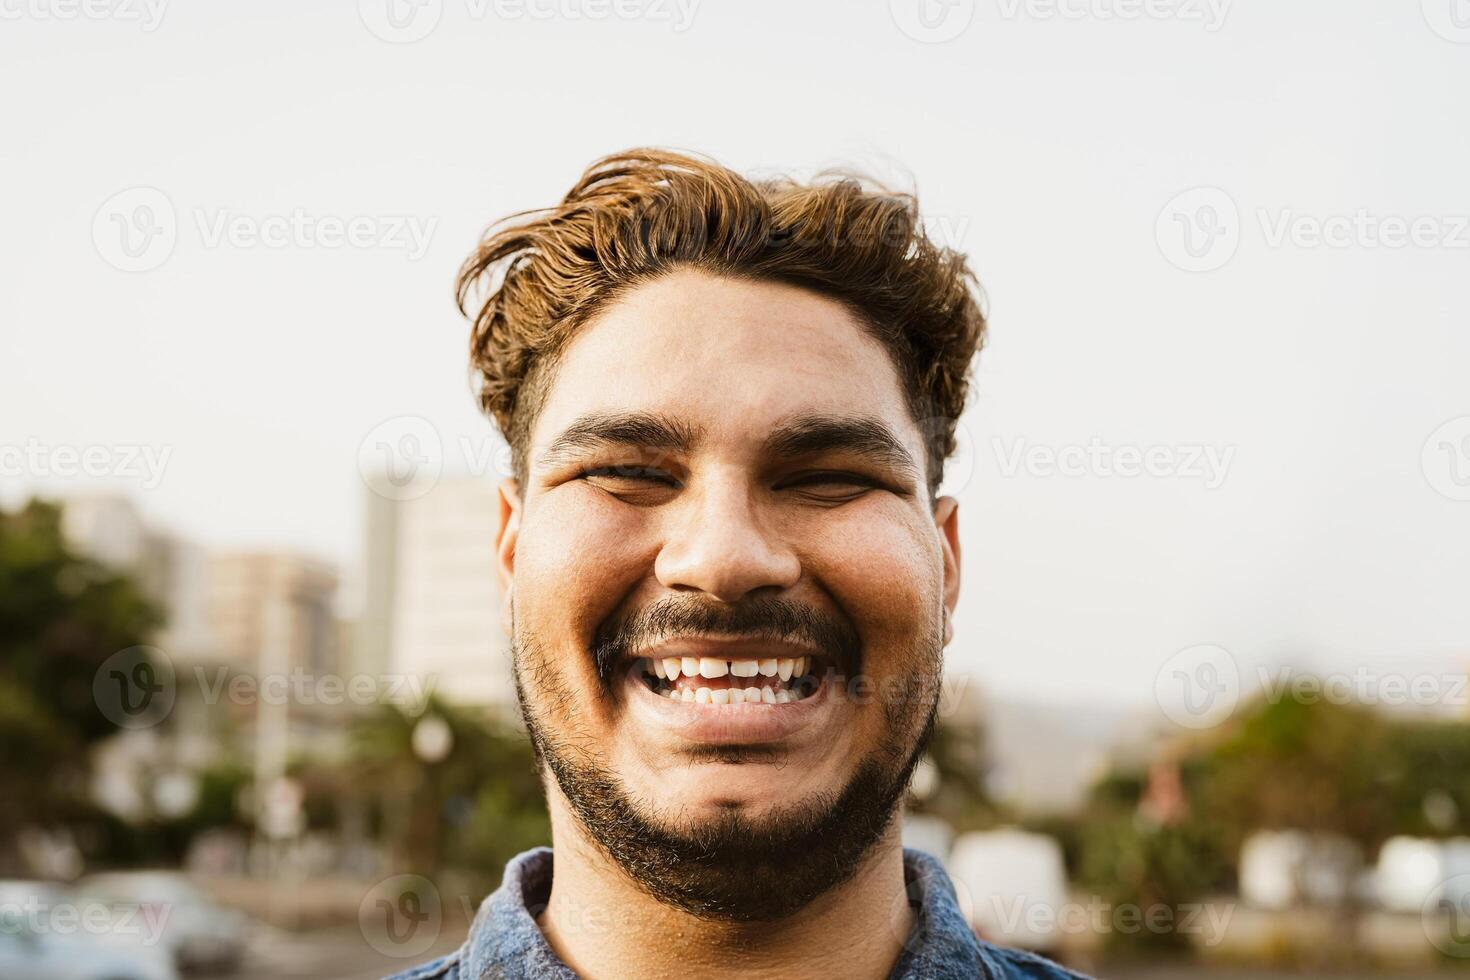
591, 594, 862, 686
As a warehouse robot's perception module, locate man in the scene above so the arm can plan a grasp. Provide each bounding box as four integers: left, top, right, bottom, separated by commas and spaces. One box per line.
387, 150, 1086, 979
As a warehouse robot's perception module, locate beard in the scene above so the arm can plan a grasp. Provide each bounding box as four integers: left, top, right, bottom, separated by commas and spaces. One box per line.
512, 594, 943, 922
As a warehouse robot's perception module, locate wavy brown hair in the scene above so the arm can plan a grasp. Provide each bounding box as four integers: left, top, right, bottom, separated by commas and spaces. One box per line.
456, 148, 986, 499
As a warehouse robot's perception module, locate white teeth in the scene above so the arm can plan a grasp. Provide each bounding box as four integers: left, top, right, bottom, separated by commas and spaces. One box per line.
682, 657, 699, 678
694, 687, 711, 704
709, 688, 730, 705
727, 688, 744, 705
758, 658, 778, 676
777, 658, 795, 682
664, 658, 682, 680
744, 687, 761, 703
761, 686, 777, 704
698, 657, 728, 678
775, 689, 792, 703
681, 688, 695, 702
796, 656, 809, 677
730, 660, 759, 678
665, 687, 678, 698
653, 658, 666, 679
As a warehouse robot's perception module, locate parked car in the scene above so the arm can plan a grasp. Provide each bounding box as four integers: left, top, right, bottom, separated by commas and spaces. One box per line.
0, 879, 177, 980
69, 872, 246, 974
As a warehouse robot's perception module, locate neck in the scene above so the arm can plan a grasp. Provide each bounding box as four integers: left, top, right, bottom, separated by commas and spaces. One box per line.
536, 792, 913, 980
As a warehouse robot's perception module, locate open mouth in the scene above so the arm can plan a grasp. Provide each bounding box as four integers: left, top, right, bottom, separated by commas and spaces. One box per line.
633, 655, 825, 704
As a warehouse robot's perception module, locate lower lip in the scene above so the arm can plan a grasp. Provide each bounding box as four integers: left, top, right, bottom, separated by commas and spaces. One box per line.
623, 670, 835, 744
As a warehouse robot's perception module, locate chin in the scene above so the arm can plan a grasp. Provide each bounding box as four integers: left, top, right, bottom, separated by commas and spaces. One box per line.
632, 752, 850, 824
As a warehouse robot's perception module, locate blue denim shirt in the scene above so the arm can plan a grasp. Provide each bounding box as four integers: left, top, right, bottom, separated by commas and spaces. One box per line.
384, 847, 1090, 979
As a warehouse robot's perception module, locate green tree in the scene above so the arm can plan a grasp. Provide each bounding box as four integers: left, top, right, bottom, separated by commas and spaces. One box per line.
0, 499, 162, 863
349, 696, 548, 877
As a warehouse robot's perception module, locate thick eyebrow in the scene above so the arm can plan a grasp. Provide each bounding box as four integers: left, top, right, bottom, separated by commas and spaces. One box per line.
537, 411, 702, 468
763, 413, 919, 483
536, 410, 920, 487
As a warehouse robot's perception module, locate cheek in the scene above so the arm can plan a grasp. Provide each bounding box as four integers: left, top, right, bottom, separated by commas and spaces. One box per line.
796, 502, 943, 666
514, 494, 658, 687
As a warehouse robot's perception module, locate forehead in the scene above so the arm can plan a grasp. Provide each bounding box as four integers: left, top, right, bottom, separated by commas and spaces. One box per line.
530, 270, 916, 457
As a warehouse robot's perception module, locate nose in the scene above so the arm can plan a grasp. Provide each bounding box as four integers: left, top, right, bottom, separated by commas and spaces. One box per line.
654, 474, 801, 603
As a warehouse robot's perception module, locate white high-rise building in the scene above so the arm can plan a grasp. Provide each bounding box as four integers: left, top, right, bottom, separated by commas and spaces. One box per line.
359, 476, 514, 711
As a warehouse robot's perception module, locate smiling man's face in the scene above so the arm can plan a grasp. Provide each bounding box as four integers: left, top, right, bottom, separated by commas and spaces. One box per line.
497, 269, 961, 918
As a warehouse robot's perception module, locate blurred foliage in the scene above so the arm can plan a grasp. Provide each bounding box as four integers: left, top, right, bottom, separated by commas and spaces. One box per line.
0, 499, 162, 863
348, 695, 548, 879
1060, 689, 1470, 953
910, 717, 1007, 832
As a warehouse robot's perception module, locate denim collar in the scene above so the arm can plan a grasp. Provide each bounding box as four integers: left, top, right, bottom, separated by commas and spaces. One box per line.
390, 846, 1085, 979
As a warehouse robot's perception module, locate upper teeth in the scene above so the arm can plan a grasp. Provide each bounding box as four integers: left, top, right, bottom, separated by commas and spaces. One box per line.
658, 656, 808, 681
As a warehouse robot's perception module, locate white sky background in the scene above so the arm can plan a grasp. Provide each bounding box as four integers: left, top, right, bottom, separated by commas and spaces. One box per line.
2, 0, 1467, 711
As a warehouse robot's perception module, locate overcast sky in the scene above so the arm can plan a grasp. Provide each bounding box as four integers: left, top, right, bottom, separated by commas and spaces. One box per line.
3, 0, 1467, 714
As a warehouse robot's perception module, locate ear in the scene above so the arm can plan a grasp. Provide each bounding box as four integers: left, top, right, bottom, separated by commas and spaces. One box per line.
933, 495, 961, 646
496, 477, 522, 636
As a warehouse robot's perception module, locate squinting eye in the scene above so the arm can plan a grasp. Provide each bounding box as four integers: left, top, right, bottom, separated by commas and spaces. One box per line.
780, 472, 879, 501
578, 465, 679, 488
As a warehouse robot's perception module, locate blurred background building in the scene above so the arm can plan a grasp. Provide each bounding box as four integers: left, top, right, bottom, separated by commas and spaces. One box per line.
358, 477, 513, 712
